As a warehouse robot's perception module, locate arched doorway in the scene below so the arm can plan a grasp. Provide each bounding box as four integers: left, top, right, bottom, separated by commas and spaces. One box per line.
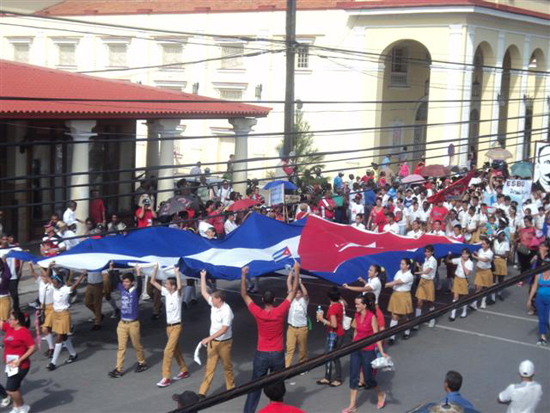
497, 45, 522, 148
524, 49, 546, 160
413, 100, 428, 161
468, 108, 480, 151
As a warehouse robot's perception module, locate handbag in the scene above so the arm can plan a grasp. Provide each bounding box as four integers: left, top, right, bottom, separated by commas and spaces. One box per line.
371, 356, 395, 372
341, 302, 352, 331
517, 243, 530, 255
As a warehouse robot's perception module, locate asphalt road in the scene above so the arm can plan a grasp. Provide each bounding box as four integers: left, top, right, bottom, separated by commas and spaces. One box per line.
10, 268, 550, 413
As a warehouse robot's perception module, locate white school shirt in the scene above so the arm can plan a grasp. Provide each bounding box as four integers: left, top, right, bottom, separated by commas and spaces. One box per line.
349, 202, 364, 223
224, 219, 238, 234
287, 296, 309, 328
392, 270, 413, 292
53, 285, 72, 312
417, 209, 430, 223
476, 248, 494, 270
366, 277, 382, 304
407, 229, 423, 239
498, 381, 542, 413
494, 240, 510, 257
38, 278, 54, 305
509, 216, 522, 235
162, 286, 184, 324
351, 223, 366, 230
421, 256, 437, 280
408, 207, 422, 223
430, 230, 446, 236
383, 222, 399, 234
452, 258, 473, 279
63, 208, 76, 226
208, 296, 234, 341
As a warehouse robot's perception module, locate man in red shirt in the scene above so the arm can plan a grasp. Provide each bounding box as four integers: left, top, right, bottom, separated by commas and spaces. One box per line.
135, 198, 157, 228
259, 381, 305, 413
429, 201, 449, 230
89, 190, 106, 226
241, 263, 300, 413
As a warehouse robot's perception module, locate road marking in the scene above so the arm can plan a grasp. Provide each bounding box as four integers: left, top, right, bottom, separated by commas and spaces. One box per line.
477, 309, 538, 323
435, 325, 549, 351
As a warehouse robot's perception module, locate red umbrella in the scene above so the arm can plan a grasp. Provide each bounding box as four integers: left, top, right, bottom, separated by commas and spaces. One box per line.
227, 198, 259, 212
421, 164, 451, 178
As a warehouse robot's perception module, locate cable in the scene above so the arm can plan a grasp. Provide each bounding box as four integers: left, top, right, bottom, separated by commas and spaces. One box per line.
0, 126, 545, 196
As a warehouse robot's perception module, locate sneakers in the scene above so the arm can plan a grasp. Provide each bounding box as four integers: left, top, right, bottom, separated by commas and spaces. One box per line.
65, 354, 78, 364
428, 319, 436, 328
46, 363, 56, 371
479, 302, 487, 309
111, 309, 121, 319
172, 371, 190, 381
108, 369, 123, 378
469, 304, 477, 311
9, 405, 30, 413
536, 338, 548, 346
156, 378, 172, 388
460, 312, 468, 319
135, 363, 148, 373
1, 396, 12, 408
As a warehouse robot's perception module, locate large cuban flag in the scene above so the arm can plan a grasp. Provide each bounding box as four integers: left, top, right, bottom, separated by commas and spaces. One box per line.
8, 213, 477, 283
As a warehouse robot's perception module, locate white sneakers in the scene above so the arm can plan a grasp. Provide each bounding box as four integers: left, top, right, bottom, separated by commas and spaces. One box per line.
9, 405, 30, 413
428, 319, 436, 328
1, 396, 12, 408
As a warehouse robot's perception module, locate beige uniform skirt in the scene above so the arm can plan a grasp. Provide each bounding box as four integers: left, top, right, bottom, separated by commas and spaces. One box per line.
474, 268, 493, 288
52, 310, 71, 335
388, 291, 413, 315
415, 278, 435, 302
494, 257, 507, 277
0, 295, 11, 321
453, 277, 469, 296
42, 304, 54, 328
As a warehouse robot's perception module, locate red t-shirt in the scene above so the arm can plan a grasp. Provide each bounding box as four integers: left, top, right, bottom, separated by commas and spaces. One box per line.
430, 206, 448, 224
208, 211, 225, 235
376, 306, 385, 330
2, 324, 34, 370
135, 208, 154, 228
326, 302, 344, 337
259, 402, 305, 413
248, 300, 290, 352
90, 198, 106, 224
354, 311, 376, 351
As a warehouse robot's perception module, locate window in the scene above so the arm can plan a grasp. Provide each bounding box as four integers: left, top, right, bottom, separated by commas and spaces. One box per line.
58, 43, 76, 67
297, 46, 309, 69
161, 43, 183, 68
107, 43, 127, 67
219, 89, 243, 100
390, 46, 408, 87
13, 43, 30, 63
221, 44, 244, 69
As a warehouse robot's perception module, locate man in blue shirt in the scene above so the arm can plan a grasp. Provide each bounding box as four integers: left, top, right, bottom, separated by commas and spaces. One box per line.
441, 370, 475, 410
333, 172, 344, 192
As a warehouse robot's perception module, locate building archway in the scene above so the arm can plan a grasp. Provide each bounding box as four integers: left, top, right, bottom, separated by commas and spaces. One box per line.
525, 48, 547, 159
497, 45, 522, 148
413, 100, 428, 162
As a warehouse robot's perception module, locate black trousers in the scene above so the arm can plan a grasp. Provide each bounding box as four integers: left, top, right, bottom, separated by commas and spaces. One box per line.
8, 279, 19, 312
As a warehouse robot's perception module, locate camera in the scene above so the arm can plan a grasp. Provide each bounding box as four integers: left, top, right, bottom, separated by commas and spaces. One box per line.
143, 198, 151, 206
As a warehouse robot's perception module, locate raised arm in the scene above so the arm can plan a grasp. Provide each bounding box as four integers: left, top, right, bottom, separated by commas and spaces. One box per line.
70, 270, 86, 291
240, 266, 252, 306
200, 269, 211, 302
174, 266, 182, 295
343, 283, 371, 293
285, 261, 300, 302
286, 266, 294, 294
299, 279, 309, 301
149, 264, 162, 291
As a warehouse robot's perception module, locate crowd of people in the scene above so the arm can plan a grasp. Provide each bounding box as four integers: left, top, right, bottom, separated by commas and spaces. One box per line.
0, 156, 548, 413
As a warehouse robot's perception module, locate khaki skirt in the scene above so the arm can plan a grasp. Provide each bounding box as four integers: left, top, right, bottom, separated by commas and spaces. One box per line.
453, 277, 469, 296
494, 257, 507, 277
52, 310, 71, 335
42, 304, 54, 328
415, 278, 435, 302
474, 268, 493, 288
388, 291, 413, 315
0, 296, 11, 321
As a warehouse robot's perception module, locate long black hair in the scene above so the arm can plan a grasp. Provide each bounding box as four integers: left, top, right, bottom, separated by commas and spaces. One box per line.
357, 293, 377, 316
370, 264, 387, 289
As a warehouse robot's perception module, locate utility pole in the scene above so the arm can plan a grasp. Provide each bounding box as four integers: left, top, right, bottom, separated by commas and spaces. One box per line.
283, 0, 297, 158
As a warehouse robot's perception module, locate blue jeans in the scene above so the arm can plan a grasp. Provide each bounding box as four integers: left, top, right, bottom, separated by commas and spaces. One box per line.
243, 350, 285, 413
535, 295, 550, 335
349, 350, 377, 390
324, 332, 343, 382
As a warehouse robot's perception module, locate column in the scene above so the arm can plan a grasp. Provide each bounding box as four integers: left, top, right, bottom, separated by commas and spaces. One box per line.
478, 67, 499, 162
150, 119, 182, 205
66, 120, 97, 234
146, 120, 160, 179
458, 27, 475, 167
513, 36, 532, 162
489, 32, 506, 144
229, 118, 258, 195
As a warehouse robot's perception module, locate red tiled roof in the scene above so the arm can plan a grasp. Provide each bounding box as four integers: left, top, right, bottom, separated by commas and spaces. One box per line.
35, 0, 550, 20
0, 60, 271, 120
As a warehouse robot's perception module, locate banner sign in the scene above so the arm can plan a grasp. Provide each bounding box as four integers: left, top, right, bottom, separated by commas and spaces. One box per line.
270, 183, 285, 205
534, 141, 550, 192
503, 179, 532, 205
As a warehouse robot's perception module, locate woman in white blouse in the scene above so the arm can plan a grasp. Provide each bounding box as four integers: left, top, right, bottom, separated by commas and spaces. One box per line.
446, 248, 474, 320
471, 237, 494, 310
343, 265, 384, 305
384, 259, 414, 344
414, 245, 437, 328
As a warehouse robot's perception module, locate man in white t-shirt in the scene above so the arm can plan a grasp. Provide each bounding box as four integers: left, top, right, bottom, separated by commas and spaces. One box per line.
198, 270, 235, 398
224, 214, 239, 235
349, 195, 364, 224
150, 265, 189, 388
407, 220, 424, 239
63, 201, 82, 229
285, 266, 309, 368
498, 360, 542, 413
383, 212, 399, 234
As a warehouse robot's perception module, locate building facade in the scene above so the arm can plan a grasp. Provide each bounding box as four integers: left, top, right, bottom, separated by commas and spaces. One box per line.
1, 0, 549, 180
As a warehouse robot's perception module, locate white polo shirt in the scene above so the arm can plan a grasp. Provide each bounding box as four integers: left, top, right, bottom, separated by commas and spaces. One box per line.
366, 277, 382, 304
407, 229, 424, 239
421, 256, 437, 280
38, 278, 54, 305
383, 222, 399, 234
287, 296, 308, 328
494, 240, 510, 257
162, 286, 183, 325
498, 381, 542, 413
208, 296, 234, 341
53, 285, 72, 312
476, 248, 494, 270
393, 270, 413, 292
452, 258, 473, 279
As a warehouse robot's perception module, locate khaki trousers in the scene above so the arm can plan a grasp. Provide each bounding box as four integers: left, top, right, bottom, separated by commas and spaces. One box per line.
198, 339, 235, 396
162, 324, 188, 379
116, 320, 146, 371
285, 326, 308, 367
147, 278, 162, 316
84, 283, 103, 325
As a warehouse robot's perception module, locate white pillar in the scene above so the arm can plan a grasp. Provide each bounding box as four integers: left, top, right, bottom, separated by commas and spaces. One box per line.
146, 120, 160, 179
66, 120, 97, 234
490, 32, 506, 145
515, 36, 532, 162
459, 27, 475, 167
229, 118, 258, 195
151, 119, 181, 205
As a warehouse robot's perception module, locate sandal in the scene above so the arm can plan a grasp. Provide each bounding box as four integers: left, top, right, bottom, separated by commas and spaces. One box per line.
330, 380, 343, 387
377, 392, 387, 410
342, 408, 357, 413
316, 379, 330, 385
357, 382, 365, 388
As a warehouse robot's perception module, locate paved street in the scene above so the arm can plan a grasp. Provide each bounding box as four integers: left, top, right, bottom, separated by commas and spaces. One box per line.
10, 267, 549, 413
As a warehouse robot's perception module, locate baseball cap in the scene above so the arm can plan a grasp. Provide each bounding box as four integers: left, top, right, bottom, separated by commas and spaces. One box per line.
519, 360, 535, 377
172, 391, 199, 410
